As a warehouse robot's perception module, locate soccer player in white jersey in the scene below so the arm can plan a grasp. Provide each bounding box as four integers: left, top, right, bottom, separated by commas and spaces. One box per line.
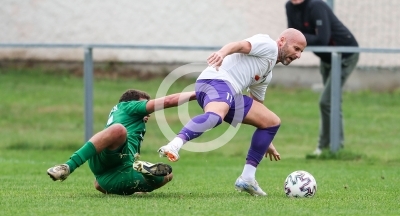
158, 28, 307, 196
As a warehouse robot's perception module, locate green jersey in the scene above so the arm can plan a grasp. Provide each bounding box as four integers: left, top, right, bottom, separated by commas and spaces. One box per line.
105, 100, 148, 153
89, 99, 165, 195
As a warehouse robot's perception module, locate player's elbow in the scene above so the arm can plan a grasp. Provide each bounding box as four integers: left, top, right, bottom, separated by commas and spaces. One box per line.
238, 41, 252, 54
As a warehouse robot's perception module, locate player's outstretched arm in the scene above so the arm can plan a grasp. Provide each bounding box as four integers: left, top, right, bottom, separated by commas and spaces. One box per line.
145, 91, 196, 114
208, 40, 252, 70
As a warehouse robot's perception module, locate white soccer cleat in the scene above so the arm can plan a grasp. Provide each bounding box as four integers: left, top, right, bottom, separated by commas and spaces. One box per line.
47, 164, 70, 181
133, 160, 172, 176
234, 176, 267, 196
158, 145, 180, 162
313, 148, 322, 156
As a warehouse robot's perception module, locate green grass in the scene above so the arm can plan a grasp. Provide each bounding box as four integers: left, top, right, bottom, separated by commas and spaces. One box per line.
1, 65, 400, 215
1, 150, 399, 215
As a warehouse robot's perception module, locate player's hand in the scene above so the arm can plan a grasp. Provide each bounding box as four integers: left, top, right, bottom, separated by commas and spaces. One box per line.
207, 52, 225, 71
265, 143, 281, 161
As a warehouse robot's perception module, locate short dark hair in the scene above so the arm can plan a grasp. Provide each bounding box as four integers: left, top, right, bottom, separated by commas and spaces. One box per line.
119, 89, 150, 102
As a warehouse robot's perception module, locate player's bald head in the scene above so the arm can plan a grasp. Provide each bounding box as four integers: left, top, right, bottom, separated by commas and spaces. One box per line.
279, 28, 307, 46
276, 28, 307, 65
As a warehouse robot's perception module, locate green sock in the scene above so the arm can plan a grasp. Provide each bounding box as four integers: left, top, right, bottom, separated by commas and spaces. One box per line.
65, 141, 97, 173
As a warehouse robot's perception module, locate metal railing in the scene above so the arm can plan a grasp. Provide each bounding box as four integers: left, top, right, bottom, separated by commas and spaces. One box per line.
1, 43, 400, 153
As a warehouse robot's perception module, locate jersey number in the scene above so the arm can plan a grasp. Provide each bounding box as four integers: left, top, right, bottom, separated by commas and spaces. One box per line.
226, 93, 233, 103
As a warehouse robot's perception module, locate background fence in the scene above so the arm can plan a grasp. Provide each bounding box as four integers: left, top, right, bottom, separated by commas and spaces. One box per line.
1, 43, 399, 153
1, 0, 400, 152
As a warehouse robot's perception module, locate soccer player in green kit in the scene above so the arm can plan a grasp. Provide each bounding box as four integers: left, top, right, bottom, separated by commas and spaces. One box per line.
47, 89, 196, 195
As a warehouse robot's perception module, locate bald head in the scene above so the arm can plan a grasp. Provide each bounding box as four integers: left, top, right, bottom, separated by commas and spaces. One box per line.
279, 28, 307, 46
276, 28, 307, 65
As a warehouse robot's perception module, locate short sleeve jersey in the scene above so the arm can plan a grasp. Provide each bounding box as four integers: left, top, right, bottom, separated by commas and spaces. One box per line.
197, 34, 278, 101
105, 100, 148, 150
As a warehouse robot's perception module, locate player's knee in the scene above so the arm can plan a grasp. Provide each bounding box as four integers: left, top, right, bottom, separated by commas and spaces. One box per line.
264, 113, 280, 128
271, 115, 281, 126
108, 123, 127, 141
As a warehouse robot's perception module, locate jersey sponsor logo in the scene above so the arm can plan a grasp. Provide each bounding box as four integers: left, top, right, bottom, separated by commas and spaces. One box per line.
254, 60, 272, 83
254, 73, 269, 83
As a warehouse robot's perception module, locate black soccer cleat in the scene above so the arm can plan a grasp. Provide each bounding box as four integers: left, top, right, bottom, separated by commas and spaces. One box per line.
133, 161, 172, 176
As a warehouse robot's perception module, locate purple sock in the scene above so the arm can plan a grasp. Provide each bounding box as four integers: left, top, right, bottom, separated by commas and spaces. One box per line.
177, 112, 222, 141
246, 125, 280, 167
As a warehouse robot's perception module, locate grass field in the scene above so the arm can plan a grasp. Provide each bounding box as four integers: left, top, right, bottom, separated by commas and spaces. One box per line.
1, 64, 400, 215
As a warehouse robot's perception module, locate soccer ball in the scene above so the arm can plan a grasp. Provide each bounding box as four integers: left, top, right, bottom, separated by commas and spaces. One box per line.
284, 170, 317, 198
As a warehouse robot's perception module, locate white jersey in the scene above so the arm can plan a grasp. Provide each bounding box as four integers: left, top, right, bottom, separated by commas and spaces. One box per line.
197, 34, 278, 101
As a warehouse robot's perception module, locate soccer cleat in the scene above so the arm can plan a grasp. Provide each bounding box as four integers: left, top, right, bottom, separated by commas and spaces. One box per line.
133, 160, 172, 176
158, 145, 180, 162
47, 164, 70, 181
312, 148, 322, 156
234, 176, 267, 196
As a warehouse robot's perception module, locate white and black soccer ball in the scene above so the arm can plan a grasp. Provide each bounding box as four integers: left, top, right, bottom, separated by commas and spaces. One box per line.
284, 170, 317, 198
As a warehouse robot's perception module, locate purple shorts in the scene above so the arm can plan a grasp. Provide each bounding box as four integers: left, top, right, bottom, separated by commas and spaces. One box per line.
195, 79, 253, 126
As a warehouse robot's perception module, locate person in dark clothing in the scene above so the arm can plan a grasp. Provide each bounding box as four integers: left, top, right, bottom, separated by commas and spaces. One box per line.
285, 0, 359, 155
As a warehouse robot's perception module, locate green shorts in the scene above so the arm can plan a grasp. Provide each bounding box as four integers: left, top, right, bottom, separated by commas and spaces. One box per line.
88, 142, 164, 195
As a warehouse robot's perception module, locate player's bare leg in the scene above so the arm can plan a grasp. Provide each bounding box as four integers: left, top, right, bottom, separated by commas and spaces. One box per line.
47, 124, 127, 181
